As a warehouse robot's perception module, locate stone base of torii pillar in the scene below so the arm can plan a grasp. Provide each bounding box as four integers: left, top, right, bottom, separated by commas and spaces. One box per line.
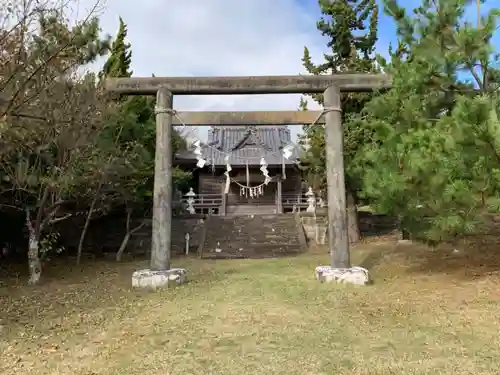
131, 268, 187, 289
315, 266, 371, 285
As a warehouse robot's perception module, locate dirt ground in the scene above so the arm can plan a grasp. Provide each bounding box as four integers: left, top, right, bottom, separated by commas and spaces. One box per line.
1, 235, 500, 374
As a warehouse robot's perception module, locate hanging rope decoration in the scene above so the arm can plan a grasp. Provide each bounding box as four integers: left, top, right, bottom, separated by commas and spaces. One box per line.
238, 180, 265, 198
235, 156, 272, 198
191, 141, 290, 198
198, 143, 294, 163
169, 106, 337, 166
193, 140, 207, 168
172, 107, 340, 199
260, 157, 272, 185
282, 144, 293, 160
281, 144, 294, 179
224, 155, 232, 194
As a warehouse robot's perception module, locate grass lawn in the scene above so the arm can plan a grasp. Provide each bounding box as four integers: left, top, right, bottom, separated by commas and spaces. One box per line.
1, 236, 500, 374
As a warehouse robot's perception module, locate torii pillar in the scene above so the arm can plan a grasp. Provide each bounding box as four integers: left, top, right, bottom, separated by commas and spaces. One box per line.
151, 87, 173, 271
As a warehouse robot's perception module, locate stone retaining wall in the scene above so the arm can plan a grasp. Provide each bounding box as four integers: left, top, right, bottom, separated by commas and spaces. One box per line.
299, 211, 398, 245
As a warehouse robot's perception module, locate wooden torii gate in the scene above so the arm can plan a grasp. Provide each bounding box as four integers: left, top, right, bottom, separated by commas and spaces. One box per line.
105, 74, 391, 275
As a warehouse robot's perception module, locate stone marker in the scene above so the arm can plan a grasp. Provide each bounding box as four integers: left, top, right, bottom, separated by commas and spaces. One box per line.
132, 268, 187, 289
315, 265, 370, 285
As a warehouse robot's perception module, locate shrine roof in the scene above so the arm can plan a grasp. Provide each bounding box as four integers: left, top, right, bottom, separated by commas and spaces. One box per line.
205, 126, 299, 166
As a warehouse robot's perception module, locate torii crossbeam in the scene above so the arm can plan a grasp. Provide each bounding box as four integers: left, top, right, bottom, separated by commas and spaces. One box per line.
105, 74, 392, 285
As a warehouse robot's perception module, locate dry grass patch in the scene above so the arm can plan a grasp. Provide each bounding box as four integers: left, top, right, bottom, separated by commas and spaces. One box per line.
1, 237, 500, 374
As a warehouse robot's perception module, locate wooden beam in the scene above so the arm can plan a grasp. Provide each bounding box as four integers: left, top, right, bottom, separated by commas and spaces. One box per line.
171, 111, 326, 126
105, 74, 391, 95
324, 85, 350, 268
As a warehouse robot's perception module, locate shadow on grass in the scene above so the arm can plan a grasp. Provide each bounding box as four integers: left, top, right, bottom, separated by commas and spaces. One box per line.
402, 236, 500, 278
357, 213, 500, 279
356, 234, 500, 280
0, 259, 145, 329
358, 245, 389, 270
0, 255, 250, 336
3, 225, 500, 340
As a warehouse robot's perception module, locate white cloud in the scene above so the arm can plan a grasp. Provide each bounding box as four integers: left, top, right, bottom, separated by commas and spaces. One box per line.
77, 0, 327, 140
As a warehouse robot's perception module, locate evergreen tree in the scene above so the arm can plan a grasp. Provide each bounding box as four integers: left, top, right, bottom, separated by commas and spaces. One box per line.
351, 0, 500, 243
299, 0, 379, 243
99, 17, 190, 194
101, 17, 132, 78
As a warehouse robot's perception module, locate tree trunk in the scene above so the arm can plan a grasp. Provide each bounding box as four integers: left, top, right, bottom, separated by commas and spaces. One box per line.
116, 233, 131, 262
347, 190, 361, 244
27, 232, 42, 284
399, 215, 411, 240
116, 209, 146, 262
25, 210, 42, 284
116, 209, 132, 262
402, 230, 410, 240
77, 196, 99, 264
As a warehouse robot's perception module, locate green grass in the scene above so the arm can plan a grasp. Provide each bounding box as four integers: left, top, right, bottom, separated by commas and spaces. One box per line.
1, 237, 500, 374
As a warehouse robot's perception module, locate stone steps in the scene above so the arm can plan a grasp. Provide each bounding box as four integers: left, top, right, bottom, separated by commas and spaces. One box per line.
201, 214, 304, 259
226, 204, 277, 216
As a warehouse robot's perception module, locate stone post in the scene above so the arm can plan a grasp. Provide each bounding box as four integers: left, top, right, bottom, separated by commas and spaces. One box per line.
185, 233, 190, 255
313, 85, 369, 286
131, 87, 187, 289
318, 190, 325, 208
324, 85, 350, 268
305, 187, 316, 213
185, 187, 196, 214
151, 87, 173, 271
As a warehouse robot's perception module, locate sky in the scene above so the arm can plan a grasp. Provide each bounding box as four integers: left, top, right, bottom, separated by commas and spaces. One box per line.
76, 0, 499, 141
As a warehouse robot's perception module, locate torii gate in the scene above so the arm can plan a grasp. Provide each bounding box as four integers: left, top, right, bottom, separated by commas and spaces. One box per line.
105, 74, 391, 287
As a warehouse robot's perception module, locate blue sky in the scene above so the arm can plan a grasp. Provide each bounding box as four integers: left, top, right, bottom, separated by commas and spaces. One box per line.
79, 0, 498, 141
296, 0, 499, 63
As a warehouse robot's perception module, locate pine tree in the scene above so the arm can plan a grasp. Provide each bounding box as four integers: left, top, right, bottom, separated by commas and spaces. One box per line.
101, 17, 132, 78
351, 0, 500, 243
299, 0, 379, 243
